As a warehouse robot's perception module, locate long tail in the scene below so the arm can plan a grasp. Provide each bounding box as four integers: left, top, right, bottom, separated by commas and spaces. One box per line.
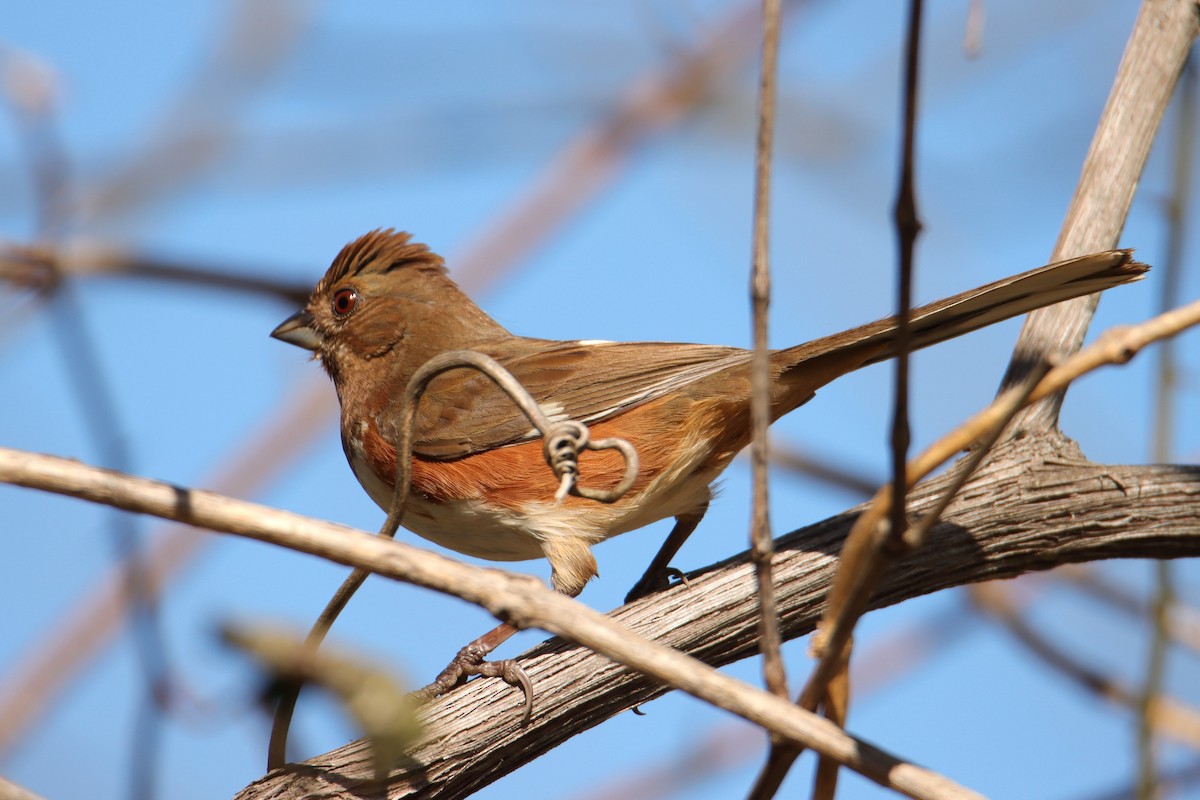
771, 250, 1149, 414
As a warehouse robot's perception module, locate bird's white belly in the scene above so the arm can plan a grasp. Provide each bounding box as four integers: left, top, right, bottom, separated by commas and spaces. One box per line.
348, 436, 721, 563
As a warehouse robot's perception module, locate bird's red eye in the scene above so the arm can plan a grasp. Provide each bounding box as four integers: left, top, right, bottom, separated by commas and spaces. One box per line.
332, 288, 358, 316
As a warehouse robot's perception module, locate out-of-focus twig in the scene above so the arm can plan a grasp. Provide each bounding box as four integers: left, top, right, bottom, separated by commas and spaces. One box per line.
1077, 758, 1200, 800
1056, 567, 1200, 653
223, 623, 420, 782
78, 0, 316, 220
769, 441, 879, 499
449, 0, 798, 289
970, 583, 1200, 749
0, 379, 337, 756
2, 43, 167, 800
0, 241, 312, 305
1138, 50, 1194, 800
963, 0, 985, 58
0, 776, 48, 800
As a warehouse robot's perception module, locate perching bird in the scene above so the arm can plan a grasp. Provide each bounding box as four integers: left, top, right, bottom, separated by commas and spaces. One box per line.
272, 229, 1145, 707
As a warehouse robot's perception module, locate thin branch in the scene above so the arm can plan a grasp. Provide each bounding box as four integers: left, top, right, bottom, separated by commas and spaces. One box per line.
769, 441, 878, 499
888, 0, 924, 612
0, 241, 312, 305
750, 354, 1045, 800
755, 1, 929, 791
749, 0, 787, 700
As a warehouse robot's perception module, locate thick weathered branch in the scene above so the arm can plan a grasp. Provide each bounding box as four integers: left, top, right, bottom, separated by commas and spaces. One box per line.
236, 434, 1200, 799
0, 446, 984, 800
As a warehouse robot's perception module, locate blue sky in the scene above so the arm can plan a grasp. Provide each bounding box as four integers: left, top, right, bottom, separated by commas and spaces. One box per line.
2, 2, 1198, 799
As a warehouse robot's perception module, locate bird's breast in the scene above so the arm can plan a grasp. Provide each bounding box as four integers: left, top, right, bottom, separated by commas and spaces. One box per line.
340, 393, 743, 562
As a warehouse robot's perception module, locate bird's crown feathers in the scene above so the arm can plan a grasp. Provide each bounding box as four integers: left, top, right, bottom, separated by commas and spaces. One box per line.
316, 228, 446, 295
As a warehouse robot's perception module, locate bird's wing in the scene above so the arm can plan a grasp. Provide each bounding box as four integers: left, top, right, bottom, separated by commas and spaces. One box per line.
400, 339, 749, 459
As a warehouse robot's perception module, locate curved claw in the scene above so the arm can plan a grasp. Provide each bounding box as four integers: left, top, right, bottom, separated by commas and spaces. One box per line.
474, 658, 534, 725
409, 647, 534, 725
663, 566, 688, 588
625, 565, 689, 604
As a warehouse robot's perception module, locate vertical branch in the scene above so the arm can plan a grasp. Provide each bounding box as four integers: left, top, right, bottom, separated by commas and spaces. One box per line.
888, 0, 924, 616
1138, 51, 1194, 800
750, 5, 926, 797
998, 0, 1200, 432
749, 0, 787, 700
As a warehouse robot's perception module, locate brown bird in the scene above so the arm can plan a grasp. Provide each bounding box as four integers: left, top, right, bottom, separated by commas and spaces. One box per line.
272, 229, 1145, 707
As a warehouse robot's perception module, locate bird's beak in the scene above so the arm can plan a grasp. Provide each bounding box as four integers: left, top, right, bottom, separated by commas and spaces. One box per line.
270, 310, 323, 352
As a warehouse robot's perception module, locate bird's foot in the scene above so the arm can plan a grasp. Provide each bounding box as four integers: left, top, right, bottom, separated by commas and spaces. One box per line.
625, 565, 688, 604
411, 640, 534, 724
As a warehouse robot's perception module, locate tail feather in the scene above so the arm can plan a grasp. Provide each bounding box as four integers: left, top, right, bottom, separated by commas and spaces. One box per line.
782, 250, 1146, 367
771, 250, 1148, 412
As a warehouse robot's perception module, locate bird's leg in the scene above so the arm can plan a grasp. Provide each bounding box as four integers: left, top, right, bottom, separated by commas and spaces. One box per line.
411, 621, 534, 723
626, 501, 709, 603
412, 541, 597, 723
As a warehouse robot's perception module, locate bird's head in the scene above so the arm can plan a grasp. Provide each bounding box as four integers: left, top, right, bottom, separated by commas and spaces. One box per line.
271, 229, 506, 385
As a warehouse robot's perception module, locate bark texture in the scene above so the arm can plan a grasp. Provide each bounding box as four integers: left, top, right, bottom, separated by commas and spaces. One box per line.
236, 434, 1200, 799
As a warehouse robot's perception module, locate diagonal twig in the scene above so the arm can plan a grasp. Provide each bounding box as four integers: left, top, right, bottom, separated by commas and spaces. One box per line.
266, 350, 639, 768
970, 583, 1200, 750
